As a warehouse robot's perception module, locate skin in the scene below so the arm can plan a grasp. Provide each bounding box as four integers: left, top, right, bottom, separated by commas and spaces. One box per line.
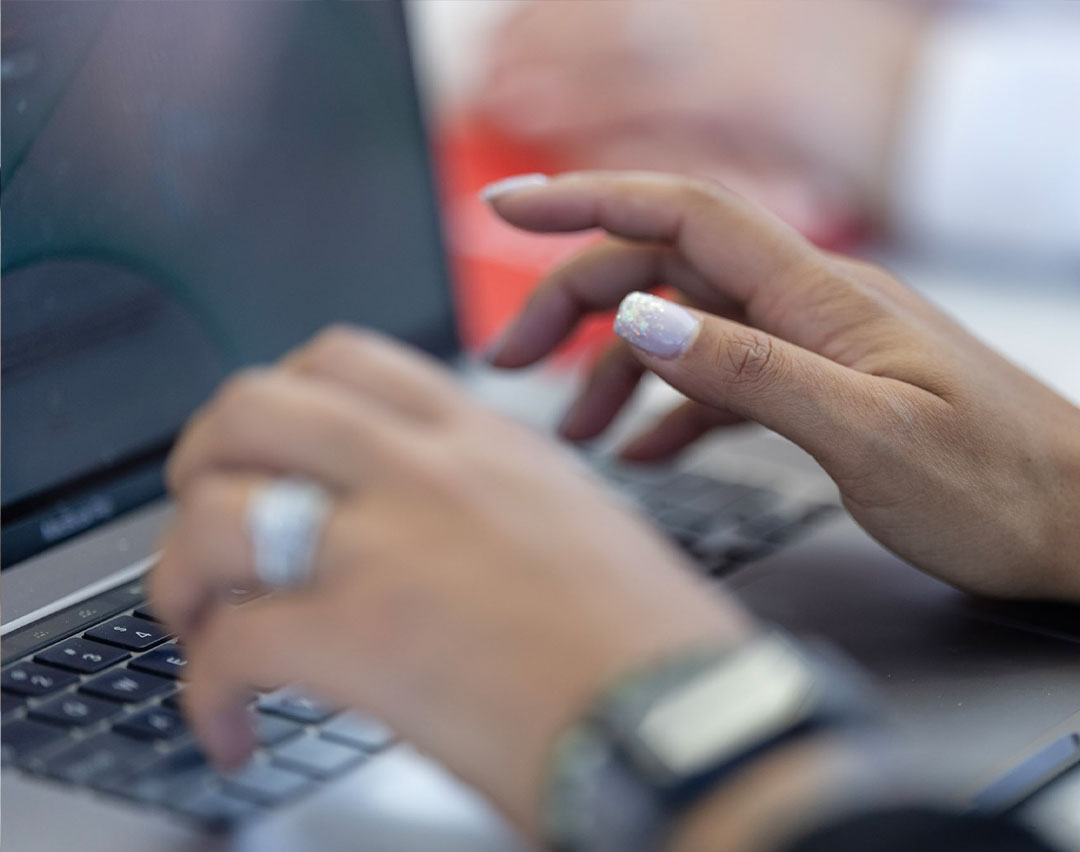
476, 0, 930, 239
152, 171, 1080, 850
487, 172, 1080, 604
152, 326, 753, 837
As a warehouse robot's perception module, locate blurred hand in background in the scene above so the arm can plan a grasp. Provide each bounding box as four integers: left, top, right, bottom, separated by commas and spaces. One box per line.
472, 0, 1080, 263
476, 0, 930, 245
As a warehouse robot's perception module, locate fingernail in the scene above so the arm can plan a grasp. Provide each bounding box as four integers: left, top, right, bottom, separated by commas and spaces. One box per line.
479, 173, 549, 203
614, 292, 699, 359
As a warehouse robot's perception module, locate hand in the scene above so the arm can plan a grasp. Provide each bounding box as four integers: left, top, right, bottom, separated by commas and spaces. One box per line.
485, 171, 1080, 603
150, 327, 751, 835
476, 0, 929, 238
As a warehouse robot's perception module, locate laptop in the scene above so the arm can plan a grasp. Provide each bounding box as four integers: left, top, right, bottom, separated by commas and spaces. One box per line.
2, 2, 1078, 850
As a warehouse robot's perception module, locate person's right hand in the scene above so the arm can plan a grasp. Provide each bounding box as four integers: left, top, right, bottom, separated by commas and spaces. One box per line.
485, 171, 1080, 603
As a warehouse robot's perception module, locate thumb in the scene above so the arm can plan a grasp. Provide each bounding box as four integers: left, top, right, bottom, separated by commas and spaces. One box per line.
613, 292, 873, 465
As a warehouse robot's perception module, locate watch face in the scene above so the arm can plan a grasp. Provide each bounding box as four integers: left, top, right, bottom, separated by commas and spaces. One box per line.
633, 636, 816, 781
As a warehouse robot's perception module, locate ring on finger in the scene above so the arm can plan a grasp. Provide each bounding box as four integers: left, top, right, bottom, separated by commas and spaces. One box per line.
247, 478, 332, 590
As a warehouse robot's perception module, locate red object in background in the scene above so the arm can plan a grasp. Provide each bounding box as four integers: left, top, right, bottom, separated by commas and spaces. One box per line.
432, 114, 614, 364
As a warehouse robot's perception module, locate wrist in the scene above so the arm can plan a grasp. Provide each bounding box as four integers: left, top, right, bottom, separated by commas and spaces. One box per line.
539, 631, 882, 852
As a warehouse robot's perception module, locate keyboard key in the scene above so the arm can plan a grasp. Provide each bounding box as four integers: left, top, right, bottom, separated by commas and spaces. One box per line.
222, 763, 315, 805
132, 603, 159, 622
36, 637, 129, 673
271, 735, 366, 779
320, 713, 394, 751
655, 503, 714, 533
1, 718, 68, 765
115, 707, 188, 741
31, 693, 119, 728
173, 787, 260, 827
258, 689, 336, 724
738, 508, 805, 541
129, 644, 188, 679
161, 688, 184, 710
81, 669, 173, 703
97, 742, 212, 803
691, 528, 766, 562
2, 694, 28, 719
86, 616, 169, 651
0, 580, 144, 666
40, 732, 156, 784
254, 713, 303, 747
2, 662, 78, 696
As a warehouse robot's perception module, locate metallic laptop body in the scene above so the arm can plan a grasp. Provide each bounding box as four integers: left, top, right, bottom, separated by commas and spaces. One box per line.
3, 2, 1078, 850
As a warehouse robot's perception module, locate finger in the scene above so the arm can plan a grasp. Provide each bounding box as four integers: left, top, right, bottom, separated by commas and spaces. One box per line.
182, 596, 325, 769
486, 171, 813, 301
484, 171, 870, 351
166, 369, 414, 495
619, 401, 744, 462
150, 472, 342, 638
488, 238, 739, 369
612, 291, 885, 467
558, 338, 646, 442
282, 326, 460, 422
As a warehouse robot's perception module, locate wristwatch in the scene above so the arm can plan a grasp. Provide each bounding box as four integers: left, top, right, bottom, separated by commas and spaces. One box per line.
541, 630, 877, 852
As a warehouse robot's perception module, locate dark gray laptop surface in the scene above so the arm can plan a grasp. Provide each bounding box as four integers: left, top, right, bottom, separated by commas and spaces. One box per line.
2, 2, 1078, 851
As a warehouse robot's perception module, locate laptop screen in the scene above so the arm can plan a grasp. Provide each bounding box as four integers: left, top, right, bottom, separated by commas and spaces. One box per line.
1, 0, 458, 567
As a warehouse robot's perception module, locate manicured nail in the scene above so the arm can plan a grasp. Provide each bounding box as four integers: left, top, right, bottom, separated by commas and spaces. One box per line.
480, 173, 549, 202
614, 292, 699, 359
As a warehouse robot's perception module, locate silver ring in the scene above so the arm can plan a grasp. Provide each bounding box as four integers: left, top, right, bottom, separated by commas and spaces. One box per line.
247, 479, 332, 590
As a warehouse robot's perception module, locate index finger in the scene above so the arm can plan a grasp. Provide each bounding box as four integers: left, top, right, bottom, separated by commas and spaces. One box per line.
486, 171, 820, 319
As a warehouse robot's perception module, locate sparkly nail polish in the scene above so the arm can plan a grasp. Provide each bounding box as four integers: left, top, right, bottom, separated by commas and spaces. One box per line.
479, 173, 549, 202
613, 292, 699, 359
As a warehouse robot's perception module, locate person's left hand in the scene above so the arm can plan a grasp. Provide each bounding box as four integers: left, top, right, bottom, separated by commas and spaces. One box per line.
150, 328, 751, 835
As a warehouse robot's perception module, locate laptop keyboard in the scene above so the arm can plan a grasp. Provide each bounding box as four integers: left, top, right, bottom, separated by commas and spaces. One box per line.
0, 462, 834, 829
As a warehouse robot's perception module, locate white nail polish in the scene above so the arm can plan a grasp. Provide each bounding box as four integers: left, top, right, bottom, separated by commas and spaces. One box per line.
614, 292, 700, 359
480, 173, 549, 202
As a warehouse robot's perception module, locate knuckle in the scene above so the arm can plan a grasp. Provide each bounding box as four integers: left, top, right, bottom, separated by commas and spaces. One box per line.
315, 406, 367, 458
679, 180, 726, 218
184, 474, 227, 515
304, 324, 365, 369
210, 370, 279, 447
715, 328, 781, 389
180, 476, 233, 543
216, 370, 273, 426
